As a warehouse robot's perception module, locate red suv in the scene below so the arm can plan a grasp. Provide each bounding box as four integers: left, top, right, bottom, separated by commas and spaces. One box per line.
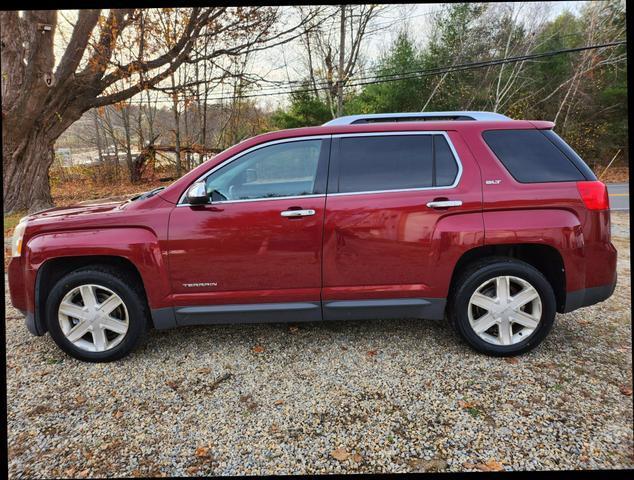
8, 112, 617, 362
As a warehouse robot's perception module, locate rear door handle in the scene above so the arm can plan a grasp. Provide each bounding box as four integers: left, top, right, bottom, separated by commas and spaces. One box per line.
280, 209, 316, 217
426, 200, 463, 209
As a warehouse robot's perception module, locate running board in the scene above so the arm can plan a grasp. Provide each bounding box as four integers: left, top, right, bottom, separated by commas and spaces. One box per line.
151, 297, 447, 329
323, 298, 446, 321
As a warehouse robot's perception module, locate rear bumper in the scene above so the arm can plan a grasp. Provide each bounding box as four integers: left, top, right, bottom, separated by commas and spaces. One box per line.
562, 274, 617, 313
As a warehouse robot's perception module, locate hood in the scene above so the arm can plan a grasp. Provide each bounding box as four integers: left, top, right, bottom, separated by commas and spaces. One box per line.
26, 198, 128, 222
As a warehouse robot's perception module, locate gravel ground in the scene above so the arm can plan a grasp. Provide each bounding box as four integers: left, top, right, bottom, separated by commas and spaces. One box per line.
6, 211, 632, 477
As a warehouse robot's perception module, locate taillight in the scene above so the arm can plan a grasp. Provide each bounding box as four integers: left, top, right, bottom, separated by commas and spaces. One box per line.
576, 181, 609, 210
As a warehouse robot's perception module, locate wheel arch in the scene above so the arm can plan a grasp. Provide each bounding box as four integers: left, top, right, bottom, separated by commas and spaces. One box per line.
34, 255, 149, 335
449, 243, 567, 313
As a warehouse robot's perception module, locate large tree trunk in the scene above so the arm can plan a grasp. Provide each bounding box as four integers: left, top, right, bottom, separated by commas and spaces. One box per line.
3, 128, 56, 213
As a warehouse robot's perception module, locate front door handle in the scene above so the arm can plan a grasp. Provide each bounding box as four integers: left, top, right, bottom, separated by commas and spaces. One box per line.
426, 200, 463, 209
280, 209, 316, 217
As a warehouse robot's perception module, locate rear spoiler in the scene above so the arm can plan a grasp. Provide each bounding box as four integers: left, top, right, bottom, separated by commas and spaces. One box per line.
529, 120, 555, 129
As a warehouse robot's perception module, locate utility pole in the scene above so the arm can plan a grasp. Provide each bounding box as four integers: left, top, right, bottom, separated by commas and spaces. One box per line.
337, 4, 346, 117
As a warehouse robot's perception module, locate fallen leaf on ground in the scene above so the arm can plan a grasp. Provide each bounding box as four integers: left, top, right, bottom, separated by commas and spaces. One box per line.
458, 400, 475, 409
165, 380, 181, 391
504, 357, 519, 364
474, 459, 504, 472
274, 399, 284, 406
75, 395, 86, 405
619, 385, 633, 396
252, 345, 264, 353
113, 410, 123, 419
186, 466, 199, 475
195, 446, 210, 457
331, 448, 350, 461
352, 453, 363, 463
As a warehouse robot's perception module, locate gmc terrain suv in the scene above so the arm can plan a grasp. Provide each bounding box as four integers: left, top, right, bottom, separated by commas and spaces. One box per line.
8, 111, 617, 362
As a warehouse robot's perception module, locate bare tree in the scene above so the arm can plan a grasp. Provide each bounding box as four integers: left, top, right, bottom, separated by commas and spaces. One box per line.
92, 109, 105, 164
304, 5, 382, 117
552, 2, 626, 127
1, 7, 319, 213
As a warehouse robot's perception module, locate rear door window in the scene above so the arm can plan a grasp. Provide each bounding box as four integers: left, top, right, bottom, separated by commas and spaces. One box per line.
332, 134, 459, 193
482, 129, 588, 183
434, 135, 459, 186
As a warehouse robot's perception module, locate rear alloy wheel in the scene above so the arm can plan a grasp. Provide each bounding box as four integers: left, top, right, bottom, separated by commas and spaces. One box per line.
468, 275, 542, 346
46, 266, 147, 362
450, 258, 556, 356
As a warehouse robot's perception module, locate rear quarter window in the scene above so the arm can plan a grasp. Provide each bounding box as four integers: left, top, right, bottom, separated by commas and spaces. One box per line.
482, 129, 590, 183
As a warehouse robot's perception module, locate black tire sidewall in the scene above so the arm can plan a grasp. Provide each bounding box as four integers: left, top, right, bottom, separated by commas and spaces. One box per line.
45, 269, 146, 362
451, 260, 556, 356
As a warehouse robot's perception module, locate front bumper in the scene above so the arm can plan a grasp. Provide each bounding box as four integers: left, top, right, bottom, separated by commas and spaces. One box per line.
20, 310, 45, 336
9, 257, 46, 336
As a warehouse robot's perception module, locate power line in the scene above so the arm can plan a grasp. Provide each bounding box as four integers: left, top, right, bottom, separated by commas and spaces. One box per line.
194, 30, 610, 95
121, 40, 626, 105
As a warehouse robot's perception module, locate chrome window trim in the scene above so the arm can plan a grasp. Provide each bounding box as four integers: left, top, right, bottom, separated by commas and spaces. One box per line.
177, 130, 463, 206
177, 135, 330, 205
329, 130, 463, 196
179, 193, 326, 207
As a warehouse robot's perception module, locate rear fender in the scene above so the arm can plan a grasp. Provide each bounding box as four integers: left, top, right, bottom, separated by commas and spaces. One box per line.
483, 209, 585, 291
429, 212, 485, 297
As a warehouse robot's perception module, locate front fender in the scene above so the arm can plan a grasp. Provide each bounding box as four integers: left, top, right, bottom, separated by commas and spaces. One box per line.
23, 227, 172, 317
483, 209, 585, 291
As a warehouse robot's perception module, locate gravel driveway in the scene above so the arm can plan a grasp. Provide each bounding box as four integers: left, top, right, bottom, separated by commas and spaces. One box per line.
6, 211, 632, 477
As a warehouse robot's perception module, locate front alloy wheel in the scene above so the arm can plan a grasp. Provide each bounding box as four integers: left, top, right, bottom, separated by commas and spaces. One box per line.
58, 284, 130, 352
46, 266, 147, 362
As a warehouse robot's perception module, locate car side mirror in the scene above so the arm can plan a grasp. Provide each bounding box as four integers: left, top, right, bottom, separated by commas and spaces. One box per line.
186, 182, 209, 205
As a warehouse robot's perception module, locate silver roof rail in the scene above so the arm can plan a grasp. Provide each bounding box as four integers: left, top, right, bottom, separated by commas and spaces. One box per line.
323, 111, 511, 126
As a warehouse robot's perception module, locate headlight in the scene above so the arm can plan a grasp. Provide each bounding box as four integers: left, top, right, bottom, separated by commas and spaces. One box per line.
11, 217, 28, 258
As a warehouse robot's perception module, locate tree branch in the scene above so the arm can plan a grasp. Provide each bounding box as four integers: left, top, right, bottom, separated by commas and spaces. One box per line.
54, 9, 100, 83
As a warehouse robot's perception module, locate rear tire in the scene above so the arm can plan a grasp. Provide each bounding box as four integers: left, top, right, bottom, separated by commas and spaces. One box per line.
45, 266, 148, 362
449, 257, 556, 356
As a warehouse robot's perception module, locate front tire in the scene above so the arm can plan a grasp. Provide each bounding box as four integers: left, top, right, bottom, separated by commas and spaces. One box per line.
45, 266, 148, 362
449, 257, 556, 356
